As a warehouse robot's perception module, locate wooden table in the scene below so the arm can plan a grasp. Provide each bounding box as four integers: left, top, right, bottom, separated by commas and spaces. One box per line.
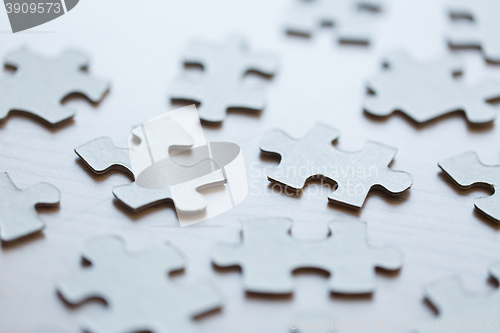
1, 0, 499, 332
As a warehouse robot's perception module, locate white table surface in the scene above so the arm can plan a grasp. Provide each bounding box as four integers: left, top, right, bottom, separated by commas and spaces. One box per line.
1, 0, 500, 332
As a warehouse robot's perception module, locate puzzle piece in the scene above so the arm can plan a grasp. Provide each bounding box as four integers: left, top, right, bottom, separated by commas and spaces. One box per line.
420, 263, 500, 332
56, 236, 223, 333
448, 0, 500, 63
284, 0, 382, 44
364, 52, 500, 124
170, 36, 278, 122
0, 47, 109, 126
439, 151, 500, 223
212, 218, 403, 294
0, 172, 60, 242
75, 137, 226, 213
260, 123, 413, 208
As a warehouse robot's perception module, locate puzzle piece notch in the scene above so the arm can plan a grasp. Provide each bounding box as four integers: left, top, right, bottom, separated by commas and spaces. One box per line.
56, 236, 223, 333
260, 123, 413, 208
170, 36, 279, 122
212, 217, 403, 294
365, 52, 500, 124
0, 172, 60, 242
439, 151, 500, 223
448, 0, 500, 63
284, 0, 383, 44
0, 47, 109, 126
421, 263, 500, 333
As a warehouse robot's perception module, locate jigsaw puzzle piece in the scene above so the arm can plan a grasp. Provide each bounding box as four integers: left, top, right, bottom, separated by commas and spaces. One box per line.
285, 0, 382, 44
0, 172, 60, 242
170, 36, 278, 122
420, 263, 500, 333
439, 151, 500, 222
75, 137, 133, 176
212, 217, 402, 295
365, 52, 500, 124
448, 0, 500, 63
57, 236, 223, 333
260, 124, 341, 190
0, 47, 109, 126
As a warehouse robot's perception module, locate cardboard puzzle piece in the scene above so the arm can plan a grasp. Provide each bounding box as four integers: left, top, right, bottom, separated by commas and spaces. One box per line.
260, 123, 413, 208
448, 0, 500, 63
439, 151, 500, 223
0, 47, 109, 126
170, 36, 278, 122
75, 136, 226, 213
284, 0, 383, 44
212, 217, 403, 294
420, 263, 500, 332
56, 236, 223, 333
0, 172, 60, 242
365, 52, 500, 124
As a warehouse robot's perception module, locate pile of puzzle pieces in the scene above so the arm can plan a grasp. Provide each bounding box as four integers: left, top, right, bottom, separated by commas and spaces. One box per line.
1, 0, 500, 332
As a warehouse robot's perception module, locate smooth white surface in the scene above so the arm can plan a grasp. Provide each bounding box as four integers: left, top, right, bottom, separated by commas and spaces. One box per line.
1, 0, 500, 332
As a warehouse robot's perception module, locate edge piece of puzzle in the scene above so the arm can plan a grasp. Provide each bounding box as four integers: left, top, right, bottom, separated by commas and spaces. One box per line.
284, 0, 383, 45
212, 217, 403, 294
365, 52, 500, 124
420, 263, 500, 332
0, 172, 60, 242
448, 0, 500, 63
56, 236, 223, 333
170, 36, 278, 122
439, 151, 500, 223
260, 122, 413, 208
0, 47, 109, 126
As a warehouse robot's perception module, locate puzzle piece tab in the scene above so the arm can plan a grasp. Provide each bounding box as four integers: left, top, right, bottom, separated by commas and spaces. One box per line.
170, 36, 278, 122
365, 52, 500, 124
56, 236, 223, 333
448, 0, 500, 63
0, 47, 109, 126
212, 217, 403, 294
420, 263, 500, 332
439, 151, 500, 222
284, 0, 383, 44
260, 123, 413, 208
0, 172, 60, 242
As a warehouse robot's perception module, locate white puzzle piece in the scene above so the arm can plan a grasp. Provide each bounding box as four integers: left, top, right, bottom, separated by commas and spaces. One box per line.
420, 263, 500, 332
448, 0, 500, 63
56, 236, 223, 333
364, 52, 500, 124
260, 123, 413, 208
439, 151, 500, 223
0, 47, 109, 126
0, 172, 60, 242
212, 217, 403, 294
170, 36, 278, 122
284, 0, 383, 44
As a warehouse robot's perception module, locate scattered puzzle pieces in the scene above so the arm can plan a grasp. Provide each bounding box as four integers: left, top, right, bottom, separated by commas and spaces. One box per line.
448, 0, 500, 63
0, 47, 109, 126
364, 52, 500, 124
0, 172, 60, 242
284, 0, 383, 44
420, 263, 500, 332
75, 135, 226, 213
212, 217, 403, 294
170, 36, 278, 122
56, 236, 223, 333
439, 151, 500, 223
260, 123, 413, 208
